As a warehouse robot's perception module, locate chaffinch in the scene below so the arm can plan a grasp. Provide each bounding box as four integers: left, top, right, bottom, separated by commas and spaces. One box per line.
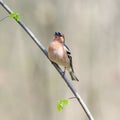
48, 32, 79, 81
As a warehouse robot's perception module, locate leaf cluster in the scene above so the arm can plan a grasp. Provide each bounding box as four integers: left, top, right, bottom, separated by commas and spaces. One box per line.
9, 12, 20, 21
56, 99, 69, 112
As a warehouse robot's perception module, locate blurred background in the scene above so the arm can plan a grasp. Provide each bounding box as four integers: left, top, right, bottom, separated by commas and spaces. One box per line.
0, 0, 120, 120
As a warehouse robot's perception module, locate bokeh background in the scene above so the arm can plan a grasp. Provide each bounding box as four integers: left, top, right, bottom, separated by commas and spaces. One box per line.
0, 0, 120, 120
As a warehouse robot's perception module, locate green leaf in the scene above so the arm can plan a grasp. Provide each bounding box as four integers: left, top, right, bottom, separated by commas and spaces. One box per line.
56, 103, 63, 112
59, 99, 69, 105
9, 12, 20, 21
56, 99, 69, 112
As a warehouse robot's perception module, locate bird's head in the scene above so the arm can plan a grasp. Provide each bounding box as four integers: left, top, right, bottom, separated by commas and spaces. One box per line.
54, 32, 65, 43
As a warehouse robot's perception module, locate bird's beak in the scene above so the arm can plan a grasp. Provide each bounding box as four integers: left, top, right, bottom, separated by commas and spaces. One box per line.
54, 32, 58, 38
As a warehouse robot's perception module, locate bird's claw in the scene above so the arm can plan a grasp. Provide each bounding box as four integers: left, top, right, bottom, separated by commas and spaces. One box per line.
62, 71, 65, 77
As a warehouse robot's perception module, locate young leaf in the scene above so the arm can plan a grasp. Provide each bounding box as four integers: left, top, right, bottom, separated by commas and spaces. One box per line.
59, 99, 69, 105
9, 12, 20, 21
56, 99, 69, 112
56, 103, 64, 112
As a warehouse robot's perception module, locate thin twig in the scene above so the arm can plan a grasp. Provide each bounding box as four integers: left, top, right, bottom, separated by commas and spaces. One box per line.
0, 0, 94, 120
68, 96, 77, 99
0, 15, 8, 22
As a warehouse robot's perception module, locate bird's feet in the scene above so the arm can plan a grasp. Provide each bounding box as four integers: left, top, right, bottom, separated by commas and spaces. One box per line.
62, 67, 66, 77
62, 71, 65, 77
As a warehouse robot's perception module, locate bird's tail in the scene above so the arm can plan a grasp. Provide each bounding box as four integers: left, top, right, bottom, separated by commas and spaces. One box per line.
69, 71, 79, 81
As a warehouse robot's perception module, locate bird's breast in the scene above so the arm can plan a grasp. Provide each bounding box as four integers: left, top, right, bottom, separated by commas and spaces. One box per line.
48, 42, 69, 67
53, 47, 64, 58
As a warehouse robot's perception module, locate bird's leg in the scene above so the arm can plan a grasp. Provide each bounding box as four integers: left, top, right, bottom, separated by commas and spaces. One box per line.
62, 67, 66, 76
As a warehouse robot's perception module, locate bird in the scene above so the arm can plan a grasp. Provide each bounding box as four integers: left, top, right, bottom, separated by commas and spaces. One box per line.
48, 32, 79, 81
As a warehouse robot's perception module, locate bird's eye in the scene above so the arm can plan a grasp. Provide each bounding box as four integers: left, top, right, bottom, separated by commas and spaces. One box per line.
58, 32, 62, 36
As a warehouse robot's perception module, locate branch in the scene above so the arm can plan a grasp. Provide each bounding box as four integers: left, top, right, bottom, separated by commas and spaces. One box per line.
0, 0, 94, 120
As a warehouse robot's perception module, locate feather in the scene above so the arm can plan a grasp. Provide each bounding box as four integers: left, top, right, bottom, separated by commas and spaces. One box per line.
61, 42, 79, 81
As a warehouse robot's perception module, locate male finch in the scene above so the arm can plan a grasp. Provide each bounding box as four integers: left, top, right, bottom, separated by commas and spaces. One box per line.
48, 32, 79, 81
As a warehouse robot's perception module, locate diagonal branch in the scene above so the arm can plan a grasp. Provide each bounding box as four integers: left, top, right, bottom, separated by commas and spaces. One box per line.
0, 0, 94, 120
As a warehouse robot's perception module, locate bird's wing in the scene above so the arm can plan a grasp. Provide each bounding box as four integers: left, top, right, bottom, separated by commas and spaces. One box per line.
61, 42, 74, 73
